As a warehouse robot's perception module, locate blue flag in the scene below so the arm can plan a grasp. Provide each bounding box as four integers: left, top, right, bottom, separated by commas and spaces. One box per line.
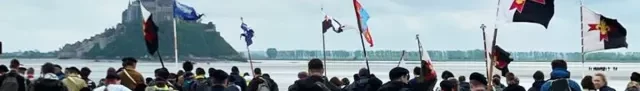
240, 22, 255, 46
174, 1, 202, 21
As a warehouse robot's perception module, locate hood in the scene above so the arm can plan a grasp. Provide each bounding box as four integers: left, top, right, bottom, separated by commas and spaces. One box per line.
550, 68, 570, 79
532, 80, 545, 88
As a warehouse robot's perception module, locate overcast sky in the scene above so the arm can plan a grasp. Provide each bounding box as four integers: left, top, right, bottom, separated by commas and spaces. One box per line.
0, 0, 637, 52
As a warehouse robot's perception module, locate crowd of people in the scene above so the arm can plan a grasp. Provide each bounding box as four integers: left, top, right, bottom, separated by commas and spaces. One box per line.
0, 58, 638, 91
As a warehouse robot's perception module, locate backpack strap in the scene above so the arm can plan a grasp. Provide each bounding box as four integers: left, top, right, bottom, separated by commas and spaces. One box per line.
122, 70, 137, 84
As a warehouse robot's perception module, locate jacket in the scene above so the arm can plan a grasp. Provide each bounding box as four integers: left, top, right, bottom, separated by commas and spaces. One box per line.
540, 68, 582, 91
409, 77, 437, 91
29, 73, 67, 91
211, 85, 226, 91
288, 76, 340, 91
62, 73, 88, 91
0, 71, 28, 91
230, 73, 248, 91
598, 86, 616, 91
345, 75, 383, 91
83, 78, 97, 90
248, 76, 280, 91
377, 81, 409, 91
118, 68, 145, 90
504, 85, 526, 91
527, 80, 545, 91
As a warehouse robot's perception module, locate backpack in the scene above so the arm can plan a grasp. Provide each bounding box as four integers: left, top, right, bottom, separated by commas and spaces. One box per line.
182, 79, 194, 91
0, 75, 20, 91
190, 78, 210, 91
548, 79, 572, 91
257, 77, 271, 91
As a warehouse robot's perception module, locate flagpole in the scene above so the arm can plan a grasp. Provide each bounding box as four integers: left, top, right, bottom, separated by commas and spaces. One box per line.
353, 0, 370, 71
396, 50, 406, 67
157, 51, 166, 68
242, 17, 256, 76
321, 8, 328, 76
480, 24, 493, 91
487, 0, 502, 89
579, 0, 586, 77
173, 18, 179, 70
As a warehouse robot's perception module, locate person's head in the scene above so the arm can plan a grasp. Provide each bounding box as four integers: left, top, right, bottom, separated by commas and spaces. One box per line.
41, 62, 56, 74
195, 67, 205, 76
459, 76, 466, 82
389, 67, 410, 83
208, 68, 216, 77
182, 61, 194, 72
0, 65, 7, 74
105, 73, 121, 84
263, 74, 270, 78
154, 68, 169, 79
243, 72, 250, 77
27, 67, 34, 74
440, 78, 459, 91
53, 64, 62, 73
80, 67, 91, 79
254, 68, 262, 77
442, 70, 454, 79
533, 70, 544, 81
330, 77, 344, 87
17, 67, 26, 74
212, 70, 229, 86
297, 71, 308, 79
65, 67, 80, 75
593, 73, 608, 89
505, 72, 518, 85
492, 74, 501, 84
551, 59, 568, 69
631, 72, 640, 83
582, 75, 596, 89
469, 72, 488, 90
231, 66, 240, 74
10, 59, 20, 69
342, 78, 350, 86
177, 70, 185, 76
358, 68, 370, 77
107, 67, 116, 75
413, 67, 421, 77
353, 74, 360, 81
145, 77, 153, 85
122, 57, 138, 68
307, 58, 324, 76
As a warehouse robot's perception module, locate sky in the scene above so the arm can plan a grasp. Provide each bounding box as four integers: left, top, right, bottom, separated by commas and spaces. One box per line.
0, 0, 638, 52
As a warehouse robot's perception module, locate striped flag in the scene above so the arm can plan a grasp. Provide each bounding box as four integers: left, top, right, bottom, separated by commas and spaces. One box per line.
353, 0, 373, 47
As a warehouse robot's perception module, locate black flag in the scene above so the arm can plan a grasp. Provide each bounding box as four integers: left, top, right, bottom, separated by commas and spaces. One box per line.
143, 15, 159, 55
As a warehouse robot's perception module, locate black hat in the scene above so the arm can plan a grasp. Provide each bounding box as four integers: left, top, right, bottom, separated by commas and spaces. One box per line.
389, 67, 409, 80
106, 73, 120, 79
631, 72, 640, 82
441, 70, 454, 79
469, 72, 487, 86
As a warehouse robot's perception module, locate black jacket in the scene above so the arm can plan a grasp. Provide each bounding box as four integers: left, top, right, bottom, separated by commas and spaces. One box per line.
409, 77, 437, 91
230, 73, 247, 91
29, 78, 66, 91
458, 81, 471, 91
377, 81, 409, 91
599, 86, 616, 91
0, 71, 28, 91
211, 85, 226, 91
528, 80, 545, 91
289, 76, 341, 91
504, 85, 526, 91
346, 75, 382, 91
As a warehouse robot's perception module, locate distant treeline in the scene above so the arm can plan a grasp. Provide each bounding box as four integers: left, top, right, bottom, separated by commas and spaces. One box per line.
248, 48, 640, 62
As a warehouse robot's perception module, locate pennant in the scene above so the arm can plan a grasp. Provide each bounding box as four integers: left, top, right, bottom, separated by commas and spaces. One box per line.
322, 15, 347, 33
497, 0, 555, 28
582, 7, 628, 52
174, 1, 203, 21
241, 22, 255, 46
354, 0, 373, 47
143, 15, 159, 55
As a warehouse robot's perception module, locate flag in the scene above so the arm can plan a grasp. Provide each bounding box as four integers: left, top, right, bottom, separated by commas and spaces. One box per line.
322, 14, 347, 33
353, 0, 373, 47
174, 1, 203, 21
143, 15, 159, 55
241, 22, 255, 46
421, 50, 437, 81
582, 7, 628, 52
492, 45, 513, 76
497, 0, 555, 28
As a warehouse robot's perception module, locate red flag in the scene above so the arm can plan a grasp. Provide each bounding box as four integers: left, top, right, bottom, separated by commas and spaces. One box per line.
143, 15, 159, 55
354, 0, 373, 47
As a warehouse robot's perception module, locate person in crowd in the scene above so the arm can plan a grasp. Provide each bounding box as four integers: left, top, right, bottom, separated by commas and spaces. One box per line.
582, 75, 597, 91
408, 67, 420, 87
30, 62, 67, 91
107, 67, 116, 75
469, 72, 487, 91
625, 80, 639, 91
167, 73, 178, 87
0, 59, 28, 91
62, 67, 89, 91
342, 78, 350, 89
437, 70, 455, 91
491, 74, 505, 91
289, 58, 340, 91
118, 57, 145, 90
178, 61, 194, 90
145, 77, 153, 85
631, 72, 640, 83
593, 73, 616, 91
18, 67, 27, 76
248, 68, 279, 91
146, 68, 175, 91
27, 67, 35, 81
244, 72, 252, 85
230, 66, 248, 91
345, 68, 383, 91
94, 73, 131, 91
440, 78, 459, 91
53, 64, 65, 80
377, 67, 411, 91
330, 77, 344, 88
288, 71, 308, 90
208, 68, 216, 84
541, 59, 581, 91
188, 67, 211, 91
0, 65, 8, 76
409, 61, 438, 91
211, 70, 234, 91
81, 67, 97, 90
503, 72, 525, 91
459, 76, 470, 91
177, 70, 185, 79
528, 71, 545, 91
260, 73, 279, 91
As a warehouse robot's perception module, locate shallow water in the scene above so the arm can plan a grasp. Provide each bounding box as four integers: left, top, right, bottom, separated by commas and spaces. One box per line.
2, 59, 636, 90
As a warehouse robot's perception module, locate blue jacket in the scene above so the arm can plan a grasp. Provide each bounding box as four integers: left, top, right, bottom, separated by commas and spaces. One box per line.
540, 68, 581, 91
